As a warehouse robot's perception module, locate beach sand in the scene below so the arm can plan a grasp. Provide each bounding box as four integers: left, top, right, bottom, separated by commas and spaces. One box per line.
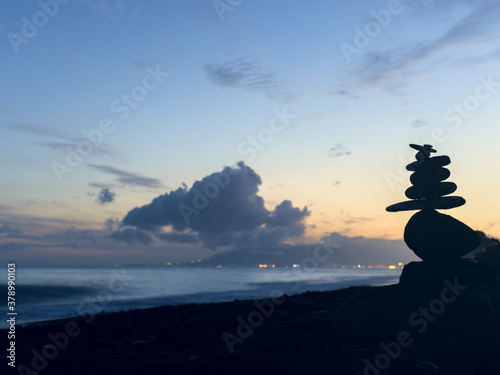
4, 282, 500, 375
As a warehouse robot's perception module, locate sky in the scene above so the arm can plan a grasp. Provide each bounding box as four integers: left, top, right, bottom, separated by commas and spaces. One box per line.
1, 0, 500, 266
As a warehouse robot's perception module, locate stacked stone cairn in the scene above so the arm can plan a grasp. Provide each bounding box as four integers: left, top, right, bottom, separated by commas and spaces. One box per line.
386, 144, 480, 262
385, 144, 497, 337
330, 145, 498, 341
331, 146, 498, 342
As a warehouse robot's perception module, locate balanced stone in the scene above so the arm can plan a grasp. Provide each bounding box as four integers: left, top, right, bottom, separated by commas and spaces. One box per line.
410, 167, 450, 185
410, 143, 436, 160
385, 196, 465, 212
405, 181, 457, 199
406, 155, 450, 171
404, 209, 481, 261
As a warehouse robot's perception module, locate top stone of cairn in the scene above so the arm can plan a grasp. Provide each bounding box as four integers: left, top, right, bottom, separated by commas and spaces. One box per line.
386, 144, 465, 212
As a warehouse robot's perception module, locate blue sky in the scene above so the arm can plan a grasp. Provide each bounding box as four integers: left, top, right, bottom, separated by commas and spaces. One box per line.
1, 0, 500, 266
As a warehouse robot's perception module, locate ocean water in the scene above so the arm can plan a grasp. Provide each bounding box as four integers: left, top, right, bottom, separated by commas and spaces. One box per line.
0, 266, 401, 328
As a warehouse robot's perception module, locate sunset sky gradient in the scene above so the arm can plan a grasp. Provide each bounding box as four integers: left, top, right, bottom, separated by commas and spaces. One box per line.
1, 0, 500, 266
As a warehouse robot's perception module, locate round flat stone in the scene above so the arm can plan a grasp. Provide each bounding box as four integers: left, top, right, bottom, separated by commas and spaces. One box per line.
405, 181, 457, 199
410, 167, 450, 185
404, 209, 481, 260
386, 196, 465, 212
406, 155, 450, 171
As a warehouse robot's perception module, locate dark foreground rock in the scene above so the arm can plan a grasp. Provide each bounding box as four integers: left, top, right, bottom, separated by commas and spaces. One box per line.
2, 281, 500, 375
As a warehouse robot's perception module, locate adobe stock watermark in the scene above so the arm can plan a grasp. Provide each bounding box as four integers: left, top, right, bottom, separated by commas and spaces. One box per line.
222, 238, 340, 354
442, 75, 500, 130
213, 0, 243, 22
361, 277, 467, 375
16, 268, 135, 375
236, 106, 296, 163
7, 0, 71, 54
340, 0, 403, 63
51, 65, 169, 183
384, 74, 500, 192
178, 106, 296, 224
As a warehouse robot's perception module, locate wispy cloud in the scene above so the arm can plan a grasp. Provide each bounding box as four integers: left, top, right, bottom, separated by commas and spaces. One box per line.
89, 182, 115, 189
205, 58, 292, 101
88, 164, 165, 189
35, 141, 120, 158
324, 89, 359, 99
354, 2, 500, 91
0, 241, 77, 252
328, 143, 351, 158
411, 118, 428, 128
2, 122, 73, 140
0, 225, 22, 237
2, 122, 122, 159
342, 216, 375, 225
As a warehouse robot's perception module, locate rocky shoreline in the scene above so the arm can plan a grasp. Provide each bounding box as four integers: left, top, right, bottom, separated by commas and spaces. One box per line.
3, 278, 499, 375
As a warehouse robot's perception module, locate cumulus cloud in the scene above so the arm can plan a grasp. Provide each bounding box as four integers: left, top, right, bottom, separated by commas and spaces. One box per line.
104, 218, 120, 231
114, 162, 310, 250
65, 226, 98, 243
122, 162, 267, 234
97, 188, 115, 205
267, 200, 309, 236
157, 232, 199, 244
111, 228, 154, 245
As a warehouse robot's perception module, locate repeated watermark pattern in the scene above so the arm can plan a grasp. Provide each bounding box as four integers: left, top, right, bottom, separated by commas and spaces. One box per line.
222, 237, 340, 354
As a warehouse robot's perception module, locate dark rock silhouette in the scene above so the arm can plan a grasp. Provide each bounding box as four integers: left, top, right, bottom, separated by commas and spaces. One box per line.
387, 144, 465, 212
387, 144, 481, 261
399, 258, 498, 287
404, 209, 480, 260
392, 145, 497, 337
409, 166, 450, 185
470, 232, 500, 272
387, 144, 498, 283
332, 144, 498, 345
